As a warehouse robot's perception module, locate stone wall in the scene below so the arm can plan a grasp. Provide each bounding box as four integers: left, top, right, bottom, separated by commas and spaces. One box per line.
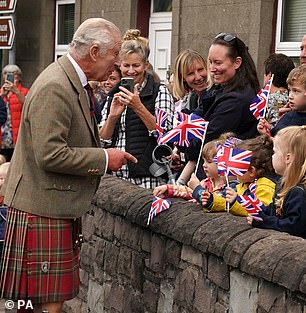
63, 175, 306, 313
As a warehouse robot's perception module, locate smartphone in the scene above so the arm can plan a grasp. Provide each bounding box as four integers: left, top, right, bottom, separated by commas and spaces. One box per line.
6, 73, 14, 83
120, 78, 134, 92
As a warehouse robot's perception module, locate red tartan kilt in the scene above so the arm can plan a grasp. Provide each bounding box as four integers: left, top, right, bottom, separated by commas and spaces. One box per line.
0, 208, 80, 304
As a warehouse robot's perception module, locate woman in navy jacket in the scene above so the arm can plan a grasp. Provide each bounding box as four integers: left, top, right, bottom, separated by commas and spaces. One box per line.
177, 33, 260, 183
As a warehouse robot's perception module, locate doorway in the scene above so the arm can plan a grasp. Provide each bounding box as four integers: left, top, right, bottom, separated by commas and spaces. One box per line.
148, 0, 172, 82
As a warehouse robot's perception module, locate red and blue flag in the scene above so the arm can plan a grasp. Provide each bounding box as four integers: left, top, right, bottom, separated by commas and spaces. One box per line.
224, 137, 242, 148
237, 193, 264, 222
248, 181, 257, 195
159, 113, 208, 147
213, 137, 242, 164
249, 77, 273, 119
155, 108, 169, 137
217, 146, 252, 177
147, 196, 172, 225
216, 144, 227, 175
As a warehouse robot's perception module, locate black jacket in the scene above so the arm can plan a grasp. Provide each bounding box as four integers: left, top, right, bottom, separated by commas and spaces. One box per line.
187, 84, 259, 161
271, 111, 306, 136
107, 74, 160, 178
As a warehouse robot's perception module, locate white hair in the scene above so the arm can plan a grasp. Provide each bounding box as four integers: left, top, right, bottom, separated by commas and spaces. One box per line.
2, 64, 22, 77
69, 18, 120, 59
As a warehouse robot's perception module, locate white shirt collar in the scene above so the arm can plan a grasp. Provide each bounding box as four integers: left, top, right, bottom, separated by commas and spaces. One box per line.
67, 53, 88, 87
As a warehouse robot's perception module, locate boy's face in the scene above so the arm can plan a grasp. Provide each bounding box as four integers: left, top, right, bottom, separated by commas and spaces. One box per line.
203, 158, 219, 179
288, 82, 306, 112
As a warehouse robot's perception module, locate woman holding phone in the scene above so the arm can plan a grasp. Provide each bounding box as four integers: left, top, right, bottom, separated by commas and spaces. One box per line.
100, 29, 174, 188
0, 64, 29, 161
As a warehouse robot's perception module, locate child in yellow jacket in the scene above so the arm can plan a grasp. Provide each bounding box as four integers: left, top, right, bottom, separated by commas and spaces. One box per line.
197, 135, 278, 216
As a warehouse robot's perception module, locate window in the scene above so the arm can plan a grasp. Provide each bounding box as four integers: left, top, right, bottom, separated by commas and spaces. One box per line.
153, 0, 172, 13
275, 0, 306, 62
55, 0, 75, 60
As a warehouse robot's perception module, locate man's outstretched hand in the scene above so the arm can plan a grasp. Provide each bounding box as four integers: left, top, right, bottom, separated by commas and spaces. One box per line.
106, 148, 137, 172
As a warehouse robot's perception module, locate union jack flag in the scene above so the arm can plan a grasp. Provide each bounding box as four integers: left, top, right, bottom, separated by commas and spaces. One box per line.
216, 144, 227, 175
147, 196, 172, 225
249, 76, 273, 119
159, 113, 208, 147
213, 137, 242, 164
155, 108, 169, 138
224, 137, 242, 148
217, 146, 252, 177
237, 193, 264, 222
248, 181, 257, 195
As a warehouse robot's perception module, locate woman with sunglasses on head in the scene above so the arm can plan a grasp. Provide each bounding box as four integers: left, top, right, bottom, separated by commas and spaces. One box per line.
176, 33, 260, 185
204, 33, 260, 140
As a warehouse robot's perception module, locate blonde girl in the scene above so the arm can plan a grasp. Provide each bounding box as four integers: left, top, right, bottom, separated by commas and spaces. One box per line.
248, 126, 306, 238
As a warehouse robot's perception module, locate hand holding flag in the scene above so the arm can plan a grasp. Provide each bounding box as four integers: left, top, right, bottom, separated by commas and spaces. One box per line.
217, 145, 252, 212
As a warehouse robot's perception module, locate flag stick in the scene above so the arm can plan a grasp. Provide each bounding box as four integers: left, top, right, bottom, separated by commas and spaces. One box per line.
195, 135, 205, 177
262, 74, 274, 119
146, 212, 151, 226
225, 173, 230, 213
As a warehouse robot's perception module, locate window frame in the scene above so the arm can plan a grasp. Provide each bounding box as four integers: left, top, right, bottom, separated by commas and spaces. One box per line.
275, 0, 303, 57
55, 0, 75, 60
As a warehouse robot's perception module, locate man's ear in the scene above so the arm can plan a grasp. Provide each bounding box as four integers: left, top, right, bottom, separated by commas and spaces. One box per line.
89, 45, 100, 61
234, 56, 242, 70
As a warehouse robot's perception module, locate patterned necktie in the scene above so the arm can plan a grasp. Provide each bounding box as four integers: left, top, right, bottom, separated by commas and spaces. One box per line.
84, 83, 95, 117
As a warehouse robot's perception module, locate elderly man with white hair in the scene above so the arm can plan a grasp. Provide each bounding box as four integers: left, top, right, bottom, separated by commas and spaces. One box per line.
0, 18, 136, 313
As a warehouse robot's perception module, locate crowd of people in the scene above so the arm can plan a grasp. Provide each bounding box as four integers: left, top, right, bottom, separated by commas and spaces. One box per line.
0, 17, 305, 313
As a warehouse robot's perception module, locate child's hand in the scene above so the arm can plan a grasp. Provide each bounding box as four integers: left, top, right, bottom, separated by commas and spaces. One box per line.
187, 173, 200, 190
257, 118, 269, 135
153, 185, 168, 197
278, 102, 292, 119
247, 215, 253, 225
201, 191, 211, 207
225, 187, 237, 205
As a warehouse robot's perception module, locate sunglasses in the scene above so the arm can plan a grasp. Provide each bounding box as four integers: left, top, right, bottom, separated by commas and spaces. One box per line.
215, 33, 236, 43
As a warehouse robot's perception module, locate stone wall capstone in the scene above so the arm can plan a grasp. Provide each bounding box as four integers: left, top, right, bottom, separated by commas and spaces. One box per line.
63, 175, 306, 313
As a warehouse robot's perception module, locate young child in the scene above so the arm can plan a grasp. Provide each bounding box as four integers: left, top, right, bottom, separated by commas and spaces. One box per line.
263, 53, 294, 128
153, 135, 231, 202
248, 126, 306, 238
204, 135, 277, 216
258, 64, 306, 136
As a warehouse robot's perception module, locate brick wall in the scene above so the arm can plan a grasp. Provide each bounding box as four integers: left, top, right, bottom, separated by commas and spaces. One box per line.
63, 175, 306, 313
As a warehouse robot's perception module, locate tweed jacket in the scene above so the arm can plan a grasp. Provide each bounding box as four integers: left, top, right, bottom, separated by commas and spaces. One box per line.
1, 55, 107, 218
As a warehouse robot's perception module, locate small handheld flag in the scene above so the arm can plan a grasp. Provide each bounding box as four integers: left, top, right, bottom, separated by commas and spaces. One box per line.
155, 108, 169, 138
147, 196, 172, 225
249, 75, 273, 120
159, 113, 208, 147
237, 193, 264, 222
217, 146, 252, 177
